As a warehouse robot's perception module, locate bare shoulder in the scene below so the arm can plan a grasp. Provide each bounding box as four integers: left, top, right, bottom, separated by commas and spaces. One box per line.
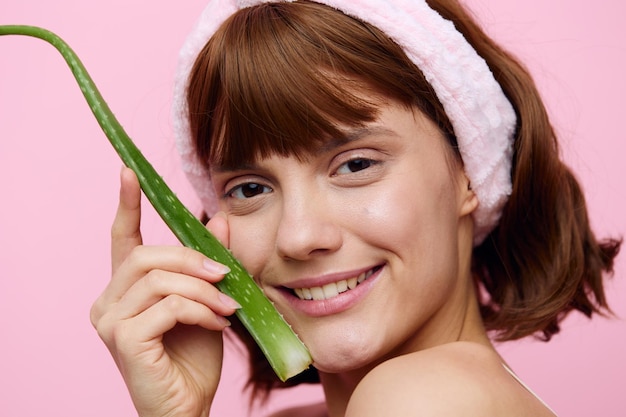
346, 342, 554, 417
268, 402, 326, 417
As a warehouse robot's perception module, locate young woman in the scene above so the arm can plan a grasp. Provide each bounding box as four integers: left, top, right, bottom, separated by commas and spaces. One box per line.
90, 1, 620, 415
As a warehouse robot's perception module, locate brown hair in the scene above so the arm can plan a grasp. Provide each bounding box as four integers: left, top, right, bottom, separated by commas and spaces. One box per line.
187, 0, 620, 397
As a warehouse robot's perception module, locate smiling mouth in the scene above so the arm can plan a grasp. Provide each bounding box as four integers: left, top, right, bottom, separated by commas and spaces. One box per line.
290, 265, 382, 301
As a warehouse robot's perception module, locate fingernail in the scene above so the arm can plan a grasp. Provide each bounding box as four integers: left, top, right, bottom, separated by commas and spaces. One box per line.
217, 316, 232, 328
219, 292, 242, 310
203, 259, 231, 275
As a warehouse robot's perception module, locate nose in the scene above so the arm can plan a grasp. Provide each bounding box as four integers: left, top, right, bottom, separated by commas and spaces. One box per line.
275, 186, 343, 261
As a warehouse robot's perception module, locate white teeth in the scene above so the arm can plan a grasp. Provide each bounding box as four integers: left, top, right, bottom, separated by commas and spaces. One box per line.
302, 288, 313, 300
347, 277, 358, 289
310, 287, 325, 300
294, 288, 304, 299
293, 268, 377, 300
322, 282, 339, 298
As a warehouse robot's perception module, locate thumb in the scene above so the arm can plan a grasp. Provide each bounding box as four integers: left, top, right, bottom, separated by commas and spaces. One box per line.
206, 211, 230, 249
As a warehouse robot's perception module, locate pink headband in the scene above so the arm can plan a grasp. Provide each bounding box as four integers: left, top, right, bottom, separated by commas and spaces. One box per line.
172, 0, 517, 245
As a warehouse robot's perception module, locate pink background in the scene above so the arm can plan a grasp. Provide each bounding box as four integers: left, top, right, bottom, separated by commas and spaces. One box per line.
1, 1, 624, 415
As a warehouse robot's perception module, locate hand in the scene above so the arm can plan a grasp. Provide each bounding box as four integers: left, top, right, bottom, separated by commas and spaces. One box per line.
90, 167, 239, 417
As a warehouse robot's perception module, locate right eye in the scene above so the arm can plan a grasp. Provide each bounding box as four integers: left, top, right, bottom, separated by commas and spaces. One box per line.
335, 158, 375, 175
227, 182, 272, 199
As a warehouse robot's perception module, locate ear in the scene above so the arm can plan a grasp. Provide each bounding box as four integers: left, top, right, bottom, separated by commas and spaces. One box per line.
457, 172, 479, 217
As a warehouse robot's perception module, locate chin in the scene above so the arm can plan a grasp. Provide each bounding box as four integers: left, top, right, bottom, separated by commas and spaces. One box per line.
306, 332, 383, 374
312, 357, 371, 374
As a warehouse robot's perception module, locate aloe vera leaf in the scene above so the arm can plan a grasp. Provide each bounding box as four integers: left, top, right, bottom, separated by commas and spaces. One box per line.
0, 24, 312, 382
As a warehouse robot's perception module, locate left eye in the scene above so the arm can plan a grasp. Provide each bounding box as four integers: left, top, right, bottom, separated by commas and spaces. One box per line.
228, 183, 272, 199
336, 158, 374, 174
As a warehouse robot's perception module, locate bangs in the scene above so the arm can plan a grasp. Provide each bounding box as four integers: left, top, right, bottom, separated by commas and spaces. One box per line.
187, 0, 453, 169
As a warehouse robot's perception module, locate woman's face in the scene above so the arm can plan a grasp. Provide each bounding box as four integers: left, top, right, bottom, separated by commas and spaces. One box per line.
210, 100, 478, 374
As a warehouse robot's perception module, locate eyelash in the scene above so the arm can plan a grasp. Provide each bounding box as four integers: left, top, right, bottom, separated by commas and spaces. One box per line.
223, 155, 380, 200
225, 182, 272, 200
334, 157, 378, 175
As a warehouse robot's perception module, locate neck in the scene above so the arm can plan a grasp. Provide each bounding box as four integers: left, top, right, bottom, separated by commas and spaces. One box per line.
318, 371, 361, 417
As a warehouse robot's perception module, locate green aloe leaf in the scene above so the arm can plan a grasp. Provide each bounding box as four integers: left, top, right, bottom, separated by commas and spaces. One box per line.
0, 24, 312, 382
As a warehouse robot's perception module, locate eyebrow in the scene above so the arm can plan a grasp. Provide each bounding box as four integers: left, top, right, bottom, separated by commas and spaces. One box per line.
212, 161, 260, 173
212, 125, 398, 173
319, 125, 399, 152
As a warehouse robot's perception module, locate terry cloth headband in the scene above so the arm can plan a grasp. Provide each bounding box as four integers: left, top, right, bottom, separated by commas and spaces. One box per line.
172, 0, 517, 245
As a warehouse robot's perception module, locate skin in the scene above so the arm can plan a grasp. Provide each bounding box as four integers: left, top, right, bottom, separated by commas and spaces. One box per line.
91, 167, 236, 417
92, 99, 556, 416
212, 102, 481, 375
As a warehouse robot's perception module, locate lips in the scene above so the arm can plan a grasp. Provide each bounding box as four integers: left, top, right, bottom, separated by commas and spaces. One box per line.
291, 266, 380, 301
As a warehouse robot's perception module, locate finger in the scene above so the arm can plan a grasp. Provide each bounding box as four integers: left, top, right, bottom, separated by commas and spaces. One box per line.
111, 167, 143, 273
93, 245, 231, 319
206, 211, 230, 248
115, 245, 230, 289
114, 270, 241, 320
148, 294, 232, 334
113, 295, 232, 348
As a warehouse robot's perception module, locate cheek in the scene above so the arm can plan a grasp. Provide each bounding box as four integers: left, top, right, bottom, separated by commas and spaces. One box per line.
227, 215, 274, 278
352, 176, 459, 251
